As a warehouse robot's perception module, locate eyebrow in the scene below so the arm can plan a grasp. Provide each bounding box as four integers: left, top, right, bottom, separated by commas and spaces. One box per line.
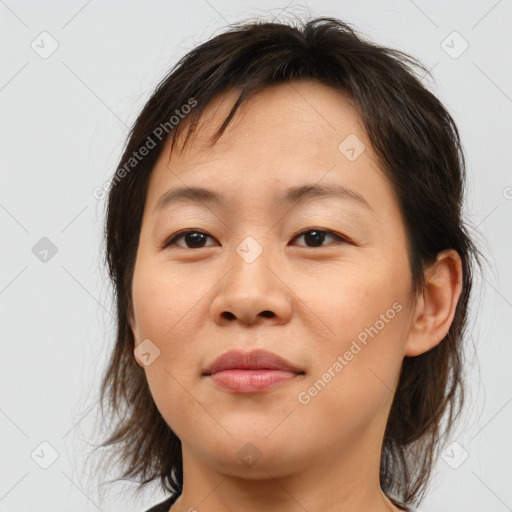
154, 183, 373, 213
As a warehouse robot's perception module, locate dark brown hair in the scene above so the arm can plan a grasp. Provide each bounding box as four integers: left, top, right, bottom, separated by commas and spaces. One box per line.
94, 16, 484, 509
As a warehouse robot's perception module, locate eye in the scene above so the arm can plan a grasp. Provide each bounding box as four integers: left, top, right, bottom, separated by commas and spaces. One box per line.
163, 228, 349, 250
163, 230, 217, 249
290, 228, 348, 248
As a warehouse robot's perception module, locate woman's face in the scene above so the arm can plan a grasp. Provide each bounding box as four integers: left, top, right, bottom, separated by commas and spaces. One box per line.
130, 80, 418, 478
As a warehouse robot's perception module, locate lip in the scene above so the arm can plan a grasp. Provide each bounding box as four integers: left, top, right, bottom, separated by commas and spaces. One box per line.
203, 349, 305, 393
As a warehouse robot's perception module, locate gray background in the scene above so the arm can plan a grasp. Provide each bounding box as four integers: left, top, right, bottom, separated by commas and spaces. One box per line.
1, 1, 511, 511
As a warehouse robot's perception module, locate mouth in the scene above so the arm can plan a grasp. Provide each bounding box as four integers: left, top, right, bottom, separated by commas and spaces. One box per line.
203, 349, 305, 393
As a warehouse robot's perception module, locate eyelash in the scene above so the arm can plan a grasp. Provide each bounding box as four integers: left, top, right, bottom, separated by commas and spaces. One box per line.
162, 228, 350, 250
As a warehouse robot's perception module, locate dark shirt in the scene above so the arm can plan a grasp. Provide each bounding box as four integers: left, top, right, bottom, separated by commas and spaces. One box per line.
143, 492, 417, 511
144, 491, 181, 512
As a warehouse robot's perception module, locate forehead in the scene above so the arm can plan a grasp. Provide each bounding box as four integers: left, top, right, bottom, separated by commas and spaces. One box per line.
174, 81, 367, 158
145, 80, 397, 217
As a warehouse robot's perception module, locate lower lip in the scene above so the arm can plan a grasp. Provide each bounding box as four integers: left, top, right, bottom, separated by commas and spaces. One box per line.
208, 369, 300, 392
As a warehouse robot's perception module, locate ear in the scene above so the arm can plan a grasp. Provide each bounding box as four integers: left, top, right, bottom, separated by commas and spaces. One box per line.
405, 249, 463, 357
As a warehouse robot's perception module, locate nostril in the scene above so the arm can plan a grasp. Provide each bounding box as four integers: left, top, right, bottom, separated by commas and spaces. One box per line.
220, 310, 275, 321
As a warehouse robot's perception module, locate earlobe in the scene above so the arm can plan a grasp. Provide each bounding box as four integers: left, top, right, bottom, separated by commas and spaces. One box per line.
405, 249, 463, 357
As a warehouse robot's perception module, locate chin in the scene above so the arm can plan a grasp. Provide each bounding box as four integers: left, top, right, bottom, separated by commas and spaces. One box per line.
205, 442, 305, 479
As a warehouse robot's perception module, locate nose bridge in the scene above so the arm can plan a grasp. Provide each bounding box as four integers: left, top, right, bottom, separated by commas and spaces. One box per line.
228, 232, 277, 292
228, 235, 279, 301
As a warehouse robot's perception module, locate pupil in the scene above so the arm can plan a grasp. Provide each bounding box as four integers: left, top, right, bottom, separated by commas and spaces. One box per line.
305, 230, 325, 247
187, 232, 205, 248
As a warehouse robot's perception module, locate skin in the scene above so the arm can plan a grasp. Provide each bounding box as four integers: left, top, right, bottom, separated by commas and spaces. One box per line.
129, 80, 463, 512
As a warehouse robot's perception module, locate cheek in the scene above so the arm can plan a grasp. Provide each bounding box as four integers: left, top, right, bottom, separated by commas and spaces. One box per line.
311, 255, 409, 342
298, 261, 410, 412
131, 259, 214, 432
131, 258, 202, 344
294, 305, 408, 443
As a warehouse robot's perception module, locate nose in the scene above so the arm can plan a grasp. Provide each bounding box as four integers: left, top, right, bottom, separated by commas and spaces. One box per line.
210, 244, 293, 327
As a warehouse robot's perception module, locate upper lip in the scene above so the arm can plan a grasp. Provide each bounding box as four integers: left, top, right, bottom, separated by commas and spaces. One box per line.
203, 349, 304, 375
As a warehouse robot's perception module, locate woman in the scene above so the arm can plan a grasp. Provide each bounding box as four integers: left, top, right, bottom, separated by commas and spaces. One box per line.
95, 17, 483, 512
